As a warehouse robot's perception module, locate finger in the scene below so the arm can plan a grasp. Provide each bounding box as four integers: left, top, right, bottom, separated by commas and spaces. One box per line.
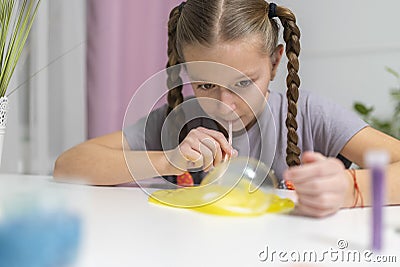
197, 127, 235, 155
291, 203, 337, 218
195, 128, 238, 161
187, 129, 220, 153
191, 133, 222, 167
213, 143, 223, 166
301, 151, 326, 164
179, 143, 203, 169
185, 130, 225, 170
222, 149, 238, 162
200, 137, 221, 163
284, 158, 344, 184
199, 142, 214, 171
296, 192, 341, 211
185, 130, 212, 151
293, 174, 346, 195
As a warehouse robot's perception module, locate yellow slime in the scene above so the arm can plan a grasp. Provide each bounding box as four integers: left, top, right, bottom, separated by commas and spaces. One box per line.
149, 178, 294, 216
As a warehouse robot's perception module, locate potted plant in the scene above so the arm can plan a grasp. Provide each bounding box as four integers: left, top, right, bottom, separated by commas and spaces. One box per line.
0, 0, 41, 164
354, 67, 400, 139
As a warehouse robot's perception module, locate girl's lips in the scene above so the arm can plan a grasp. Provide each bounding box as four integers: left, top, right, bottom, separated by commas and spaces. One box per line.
220, 117, 247, 130
218, 117, 241, 124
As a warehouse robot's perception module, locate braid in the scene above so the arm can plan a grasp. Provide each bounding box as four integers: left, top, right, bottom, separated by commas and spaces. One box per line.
166, 5, 184, 115
166, 4, 186, 148
274, 5, 301, 167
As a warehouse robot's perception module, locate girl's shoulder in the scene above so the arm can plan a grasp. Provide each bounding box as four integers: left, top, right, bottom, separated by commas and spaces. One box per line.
268, 89, 323, 105
268, 89, 341, 115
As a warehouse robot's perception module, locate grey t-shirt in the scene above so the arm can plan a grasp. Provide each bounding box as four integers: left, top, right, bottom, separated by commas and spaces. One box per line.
124, 90, 368, 181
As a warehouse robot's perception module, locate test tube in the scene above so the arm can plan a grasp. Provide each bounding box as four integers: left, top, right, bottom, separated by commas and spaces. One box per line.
364, 150, 390, 251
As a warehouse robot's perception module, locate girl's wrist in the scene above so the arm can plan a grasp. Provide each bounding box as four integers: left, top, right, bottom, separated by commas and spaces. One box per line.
343, 169, 364, 208
162, 150, 185, 176
343, 169, 357, 208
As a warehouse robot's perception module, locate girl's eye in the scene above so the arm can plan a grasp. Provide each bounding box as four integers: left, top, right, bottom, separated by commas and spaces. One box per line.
198, 83, 216, 90
235, 80, 252, 88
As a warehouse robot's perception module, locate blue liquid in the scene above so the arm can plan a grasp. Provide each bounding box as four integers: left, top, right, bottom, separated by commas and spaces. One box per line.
0, 210, 82, 267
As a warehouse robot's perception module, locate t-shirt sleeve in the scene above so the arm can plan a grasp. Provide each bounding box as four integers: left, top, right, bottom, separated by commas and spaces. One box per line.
123, 105, 167, 151
306, 92, 368, 157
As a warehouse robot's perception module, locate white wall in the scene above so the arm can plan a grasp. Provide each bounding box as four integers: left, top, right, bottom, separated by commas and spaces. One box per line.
272, 0, 400, 119
47, 0, 87, 169
1, 0, 398, 174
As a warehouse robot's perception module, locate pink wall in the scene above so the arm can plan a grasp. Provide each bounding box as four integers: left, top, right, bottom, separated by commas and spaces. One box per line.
87, 0, 182, 138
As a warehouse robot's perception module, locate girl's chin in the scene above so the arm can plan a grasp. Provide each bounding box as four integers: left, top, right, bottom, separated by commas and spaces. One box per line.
232, 118, 248, 131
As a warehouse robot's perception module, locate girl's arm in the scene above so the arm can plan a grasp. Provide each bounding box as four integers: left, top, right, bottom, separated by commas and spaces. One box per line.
284, 126, 400, 217
53, 128, 235, 185
340, 126, 400, 206
53, 131, 177, 185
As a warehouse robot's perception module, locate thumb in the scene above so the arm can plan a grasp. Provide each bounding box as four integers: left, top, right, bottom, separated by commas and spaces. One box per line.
301, 151, 326, 164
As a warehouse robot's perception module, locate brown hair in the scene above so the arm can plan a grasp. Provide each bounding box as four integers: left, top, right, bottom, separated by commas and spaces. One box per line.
166, 0, 301, 167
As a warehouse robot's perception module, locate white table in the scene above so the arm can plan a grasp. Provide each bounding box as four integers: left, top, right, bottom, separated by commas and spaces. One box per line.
1, 174, 399, 267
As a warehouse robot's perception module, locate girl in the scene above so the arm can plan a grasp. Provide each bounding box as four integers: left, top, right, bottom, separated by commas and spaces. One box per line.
54, 0, 400, 217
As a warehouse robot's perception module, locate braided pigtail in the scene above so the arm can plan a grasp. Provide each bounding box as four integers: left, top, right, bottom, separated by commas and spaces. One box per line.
271, 4, 301, 167
166, 3, 186, 147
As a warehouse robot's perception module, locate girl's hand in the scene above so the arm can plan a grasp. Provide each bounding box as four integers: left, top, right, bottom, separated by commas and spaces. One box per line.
166, 127, 237, 174
283, 151, 353, 218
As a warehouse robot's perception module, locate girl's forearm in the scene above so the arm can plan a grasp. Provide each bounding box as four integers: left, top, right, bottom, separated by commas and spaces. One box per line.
53, 143, 133, 185
344, 162, 400, 208
53, 143, 180, 185
125, 150, 183, 179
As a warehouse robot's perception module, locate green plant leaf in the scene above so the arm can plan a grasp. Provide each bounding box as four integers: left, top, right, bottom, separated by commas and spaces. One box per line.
385, 66, 400, 79
391, 90, 400, 101
370, 118, 392, 136
353, 102, 374, 115
353, 67, 400, 139
0, 0, 41, 97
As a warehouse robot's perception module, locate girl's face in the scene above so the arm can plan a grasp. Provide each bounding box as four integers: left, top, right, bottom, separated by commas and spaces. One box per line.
182, 38, 283, 131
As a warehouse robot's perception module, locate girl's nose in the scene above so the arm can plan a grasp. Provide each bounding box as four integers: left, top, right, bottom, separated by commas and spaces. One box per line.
219, 87, 237, 115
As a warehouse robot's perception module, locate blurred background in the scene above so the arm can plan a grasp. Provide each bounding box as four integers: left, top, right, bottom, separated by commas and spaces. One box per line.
1, 0, 399, 175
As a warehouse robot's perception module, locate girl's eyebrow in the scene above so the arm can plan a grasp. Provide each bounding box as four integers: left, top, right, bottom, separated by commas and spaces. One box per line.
185, 72, 209, 82
188, 76, 210, 82
188, 70, 258, 82
233, 70, 258, 80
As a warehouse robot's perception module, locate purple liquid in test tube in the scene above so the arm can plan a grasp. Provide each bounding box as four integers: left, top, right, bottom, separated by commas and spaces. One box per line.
365, 150, 389, 252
